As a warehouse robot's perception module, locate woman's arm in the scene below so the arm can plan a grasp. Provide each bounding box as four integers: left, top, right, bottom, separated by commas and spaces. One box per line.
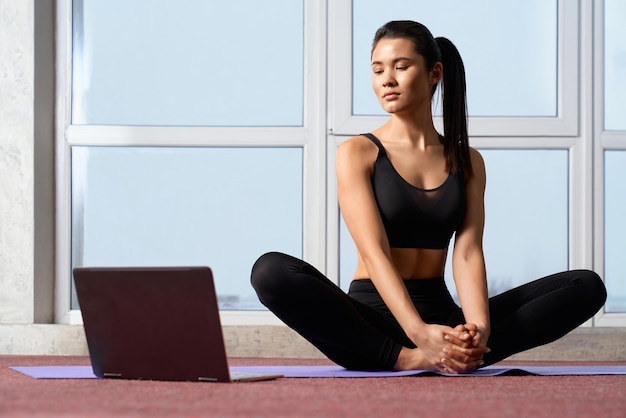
452, 148, 490, 347
337, 136, 426, 337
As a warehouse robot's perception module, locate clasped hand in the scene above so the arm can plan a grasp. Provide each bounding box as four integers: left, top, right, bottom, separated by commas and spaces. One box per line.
413, 323, 490, 374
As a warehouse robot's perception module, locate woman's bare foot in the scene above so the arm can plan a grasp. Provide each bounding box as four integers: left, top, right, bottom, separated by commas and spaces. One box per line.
393, 346, 481, 373
393, 347, 433, 371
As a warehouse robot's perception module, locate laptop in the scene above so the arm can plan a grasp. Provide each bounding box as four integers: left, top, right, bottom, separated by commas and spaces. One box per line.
73, 266, 282, 382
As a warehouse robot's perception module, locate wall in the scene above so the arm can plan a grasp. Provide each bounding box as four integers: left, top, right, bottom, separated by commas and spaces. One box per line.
0, 0, 35, 324
0, 0, 69, 355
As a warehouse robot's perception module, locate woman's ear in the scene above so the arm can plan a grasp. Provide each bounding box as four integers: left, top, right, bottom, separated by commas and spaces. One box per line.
430, 62, 443, 85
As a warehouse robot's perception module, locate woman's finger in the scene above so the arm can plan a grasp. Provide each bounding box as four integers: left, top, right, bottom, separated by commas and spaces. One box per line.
443, 332, 472, 348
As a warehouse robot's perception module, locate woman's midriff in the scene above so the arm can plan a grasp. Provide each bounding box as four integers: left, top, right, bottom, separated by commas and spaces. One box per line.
352, 247, 448, 280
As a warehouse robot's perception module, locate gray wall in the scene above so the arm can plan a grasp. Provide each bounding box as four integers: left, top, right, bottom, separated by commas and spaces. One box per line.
0, 0, 35, 324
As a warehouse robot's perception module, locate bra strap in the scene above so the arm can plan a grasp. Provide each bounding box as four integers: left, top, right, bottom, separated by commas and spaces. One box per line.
362, 133, 386, 155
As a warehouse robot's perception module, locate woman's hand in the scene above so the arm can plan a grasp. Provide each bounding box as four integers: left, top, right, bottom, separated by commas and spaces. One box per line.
408, 323, 489, 374
461, 323, 490, 351
442, 323, 490, 372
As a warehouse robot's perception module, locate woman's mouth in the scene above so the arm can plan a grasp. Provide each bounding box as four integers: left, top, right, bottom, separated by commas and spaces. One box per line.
383, 92, 400, 100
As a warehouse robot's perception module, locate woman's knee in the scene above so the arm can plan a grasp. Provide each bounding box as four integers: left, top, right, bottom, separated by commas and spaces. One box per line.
250, 251, 311, 303
575, 269, 607, 308
250, 252, 289, 292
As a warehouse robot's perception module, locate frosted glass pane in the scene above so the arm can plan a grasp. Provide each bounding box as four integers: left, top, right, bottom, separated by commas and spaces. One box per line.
465, 150, 568, 297
604, 0, 626, 130
72, 0, 304, 126
71, 147, 303, 310
604, 151, 626, 312
339, 150, 568, 299
352, 0, 557, 117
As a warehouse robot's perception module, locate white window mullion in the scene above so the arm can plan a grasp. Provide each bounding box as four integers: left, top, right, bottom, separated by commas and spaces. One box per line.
55, 0, 74, 324
301, 0, 328, 274
592, 0, 606, 326
593, 0, 626, 326
569, 0, 594, 273
565, 0, 594, 328
601, 131, 626, 149
65, 126, 308, 147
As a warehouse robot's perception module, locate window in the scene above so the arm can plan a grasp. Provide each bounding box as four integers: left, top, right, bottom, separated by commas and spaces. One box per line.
56, 0, 325, 325
71, 146, 302, 311
71, 0, 304, 126
328, 0, 615, 325
604, 151, 626, 312
352, 0, 557, 118
604, 0, 626, 131
56, 0, 624, 327
330, 0, 577, 137
332, 0, 575, 297
595, 0, 626, 321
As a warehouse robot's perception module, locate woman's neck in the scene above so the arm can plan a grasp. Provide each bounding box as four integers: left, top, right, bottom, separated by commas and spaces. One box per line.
376, 113, 440, 149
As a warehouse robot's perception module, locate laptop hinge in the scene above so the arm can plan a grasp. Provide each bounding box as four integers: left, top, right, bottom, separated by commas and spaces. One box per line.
198, 376, 218, 382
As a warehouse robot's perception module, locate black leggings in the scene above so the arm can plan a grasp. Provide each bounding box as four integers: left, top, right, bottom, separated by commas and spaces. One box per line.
250, 252, 607, 370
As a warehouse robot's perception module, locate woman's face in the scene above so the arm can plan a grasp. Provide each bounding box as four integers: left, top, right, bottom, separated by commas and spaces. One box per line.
371, 37, 440, 116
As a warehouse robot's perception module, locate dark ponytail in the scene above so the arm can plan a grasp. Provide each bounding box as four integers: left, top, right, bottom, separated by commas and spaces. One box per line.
435, 37, 472, 177
372, 21, 472, 177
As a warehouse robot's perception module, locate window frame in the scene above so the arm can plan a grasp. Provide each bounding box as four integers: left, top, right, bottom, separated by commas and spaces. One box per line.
326, 0, 614, 327
593, 0, 626, 325
328, 0, 579, 138
54, 0, 328, 325
54, 0, 626, 328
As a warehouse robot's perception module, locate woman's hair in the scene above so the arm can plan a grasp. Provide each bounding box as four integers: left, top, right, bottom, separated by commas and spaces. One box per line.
372, 20, 472, 177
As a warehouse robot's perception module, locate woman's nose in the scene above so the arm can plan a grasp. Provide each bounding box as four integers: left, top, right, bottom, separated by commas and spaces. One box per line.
382, 75, 397, 87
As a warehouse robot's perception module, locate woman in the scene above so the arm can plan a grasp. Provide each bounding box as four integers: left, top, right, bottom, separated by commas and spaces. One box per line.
251, 20, 606, 373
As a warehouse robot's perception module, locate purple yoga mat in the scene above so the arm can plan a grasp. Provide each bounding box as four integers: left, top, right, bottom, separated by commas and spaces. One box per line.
230, 365, 626, 377
11, 366, 98, 379
9, 365, 626, 379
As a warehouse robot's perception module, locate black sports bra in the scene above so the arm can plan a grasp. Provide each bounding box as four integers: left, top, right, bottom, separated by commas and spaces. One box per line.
364, 133, 466, 249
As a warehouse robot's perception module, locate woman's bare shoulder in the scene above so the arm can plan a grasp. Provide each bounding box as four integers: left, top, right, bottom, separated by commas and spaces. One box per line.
467, 146, 482, 159
338, 134, 378, 152
336, 135, 379, 180
467, 146, 486, 186
468, 146, 485, 168
337, 135, 379, 162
